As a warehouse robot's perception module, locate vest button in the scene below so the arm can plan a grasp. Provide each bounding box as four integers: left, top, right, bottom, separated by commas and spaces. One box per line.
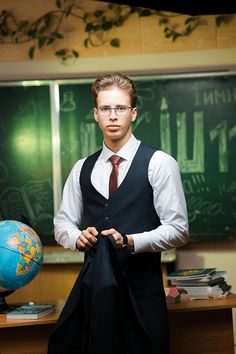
105, 216, 110, 221
104, 203, 109, 207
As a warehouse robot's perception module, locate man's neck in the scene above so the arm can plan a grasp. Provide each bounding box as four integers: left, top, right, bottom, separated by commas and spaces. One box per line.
104, 134, 132, 153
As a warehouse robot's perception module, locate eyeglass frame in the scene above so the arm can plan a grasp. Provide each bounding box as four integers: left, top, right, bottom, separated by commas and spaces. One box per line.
95, 104, 134, 117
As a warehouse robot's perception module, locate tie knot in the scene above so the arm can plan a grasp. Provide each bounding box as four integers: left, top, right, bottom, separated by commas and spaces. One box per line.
109, 155, 122, 166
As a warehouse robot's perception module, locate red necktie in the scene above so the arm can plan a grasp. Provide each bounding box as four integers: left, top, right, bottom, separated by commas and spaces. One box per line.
109, 156, 123, 197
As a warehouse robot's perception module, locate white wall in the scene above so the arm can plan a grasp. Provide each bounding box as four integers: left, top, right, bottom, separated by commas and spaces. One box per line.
0, 49, 236, 80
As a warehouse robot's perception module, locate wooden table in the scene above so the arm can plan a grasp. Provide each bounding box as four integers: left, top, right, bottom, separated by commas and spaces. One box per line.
0, 295, 236, 354
168, 294, 236, 354
0, 302, 61, 354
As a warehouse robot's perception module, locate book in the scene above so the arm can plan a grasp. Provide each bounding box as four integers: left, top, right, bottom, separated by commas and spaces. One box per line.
177, 283, 231, 300
167, 268, 216, 281
6, 303, 55, 320
169, 271, 227, 287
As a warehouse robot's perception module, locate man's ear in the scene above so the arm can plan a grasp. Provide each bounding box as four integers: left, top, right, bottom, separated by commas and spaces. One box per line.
94, 107, 98, 122
131, 107, 137, 122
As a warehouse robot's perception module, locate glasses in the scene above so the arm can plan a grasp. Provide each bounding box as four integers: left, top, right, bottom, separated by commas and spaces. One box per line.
96, 105, 133, 117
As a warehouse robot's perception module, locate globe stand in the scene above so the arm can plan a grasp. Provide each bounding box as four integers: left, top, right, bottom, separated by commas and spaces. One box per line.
0, 290, 17, 314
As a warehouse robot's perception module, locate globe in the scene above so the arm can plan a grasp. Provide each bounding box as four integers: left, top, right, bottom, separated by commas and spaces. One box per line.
0, 220, 43, 312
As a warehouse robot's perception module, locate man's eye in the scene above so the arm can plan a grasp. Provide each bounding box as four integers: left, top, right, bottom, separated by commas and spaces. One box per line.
100, 107, 110, 112
116, 106, 126, 112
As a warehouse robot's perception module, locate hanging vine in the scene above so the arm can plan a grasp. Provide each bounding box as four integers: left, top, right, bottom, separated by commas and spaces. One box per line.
0, 0, 231, 63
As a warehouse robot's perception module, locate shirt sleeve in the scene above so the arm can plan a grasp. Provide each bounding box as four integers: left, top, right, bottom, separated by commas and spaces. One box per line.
54, 159, 85, 250
132, 150, 189, 253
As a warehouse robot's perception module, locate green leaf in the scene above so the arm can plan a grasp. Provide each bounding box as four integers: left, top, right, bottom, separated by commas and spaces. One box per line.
114, 18, 124, 27
92, 25, 100, 32
47, 37, 55, 45
0, 26, 9, 36
216, 15, 224, 27
43, 14, 51, 27
129, 6, 137, 14
72, 50, 79, 57
28, 46, 35, 59
18, 20, 29, 31
33, 18, 42, 28
164, 28, 172, 38
164, 27, 171, 34
165, 33, 172, 38
38, 36, 47, 48
28, 29, 36, 38
138, 9, 151, 17
65, 5, 74, 17
186, 25, 194, 34
101, 21, 113, 31
55, 49, 66, 56
185, 17, 195, 25
83, 38, 89, 48
94, 10, 103, 17
172, 33, 180, 41
55, 0, 62, 9
85, 23, 94, 32
83, 13, 88, 22
110, 38, 120, 47
52, 31, 64, 39
159, 18, 168, 25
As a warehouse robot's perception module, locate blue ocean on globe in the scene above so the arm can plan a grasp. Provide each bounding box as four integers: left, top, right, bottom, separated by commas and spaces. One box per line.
0, 220, 44, 293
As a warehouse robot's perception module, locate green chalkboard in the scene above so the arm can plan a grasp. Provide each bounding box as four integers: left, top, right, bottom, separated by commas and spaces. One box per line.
0, 84, 54, 244
0, 73, 235, 244
59, 73, 236, 241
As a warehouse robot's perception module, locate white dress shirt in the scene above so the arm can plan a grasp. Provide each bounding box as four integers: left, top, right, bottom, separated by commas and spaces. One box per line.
54, 135, 189, 253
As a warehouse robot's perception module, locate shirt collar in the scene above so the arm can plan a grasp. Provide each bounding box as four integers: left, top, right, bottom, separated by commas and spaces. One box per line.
100, 134, 140, 162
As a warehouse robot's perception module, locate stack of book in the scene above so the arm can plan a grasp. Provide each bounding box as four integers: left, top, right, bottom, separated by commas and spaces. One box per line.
167, 268, 231, 300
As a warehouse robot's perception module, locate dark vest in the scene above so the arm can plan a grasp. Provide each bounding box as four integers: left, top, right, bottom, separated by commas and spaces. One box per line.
80, 143, 162, 272
80, 142, 169, 351
80, 143, 159, 235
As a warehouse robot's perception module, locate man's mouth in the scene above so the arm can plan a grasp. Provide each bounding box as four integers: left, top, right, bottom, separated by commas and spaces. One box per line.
107, 125, 120, 129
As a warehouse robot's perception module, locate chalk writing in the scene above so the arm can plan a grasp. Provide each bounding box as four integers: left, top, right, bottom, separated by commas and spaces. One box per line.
194, 87, 236, 106
80, 122, 100, 157
60, 91, 76, 112
0, 179, 53, 233
186, 195, 223, 223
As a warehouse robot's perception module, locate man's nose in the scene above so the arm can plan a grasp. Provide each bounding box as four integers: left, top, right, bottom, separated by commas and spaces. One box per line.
109, 108, 118, 118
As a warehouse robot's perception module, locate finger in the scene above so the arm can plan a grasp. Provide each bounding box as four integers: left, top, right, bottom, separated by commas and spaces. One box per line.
86, 226, 99, 237
102, 229, 123, 249
81, 230, 97, 245
101, 228, 116, 236
80, 231, 97, 246
76, 242, 85, 252
76, 238, 87, 252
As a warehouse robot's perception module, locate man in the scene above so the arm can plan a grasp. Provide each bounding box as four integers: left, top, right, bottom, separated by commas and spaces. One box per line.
49, 73, 189, 354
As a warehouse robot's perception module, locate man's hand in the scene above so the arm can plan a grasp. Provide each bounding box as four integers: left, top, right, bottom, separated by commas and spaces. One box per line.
102, 228, 134, 251
76, 227, 98, 252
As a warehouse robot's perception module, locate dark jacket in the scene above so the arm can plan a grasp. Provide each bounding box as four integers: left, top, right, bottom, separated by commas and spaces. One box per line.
48, 236, 153, 354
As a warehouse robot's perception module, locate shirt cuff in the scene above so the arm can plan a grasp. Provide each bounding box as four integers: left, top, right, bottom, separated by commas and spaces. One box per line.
131, 232, 153, 253
67, 229, 82, 250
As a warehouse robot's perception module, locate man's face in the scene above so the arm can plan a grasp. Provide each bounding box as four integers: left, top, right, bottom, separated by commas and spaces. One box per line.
94, 87, 137, 146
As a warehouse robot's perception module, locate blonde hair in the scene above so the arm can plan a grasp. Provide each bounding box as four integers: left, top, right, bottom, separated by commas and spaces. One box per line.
91, 73, 137, 107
